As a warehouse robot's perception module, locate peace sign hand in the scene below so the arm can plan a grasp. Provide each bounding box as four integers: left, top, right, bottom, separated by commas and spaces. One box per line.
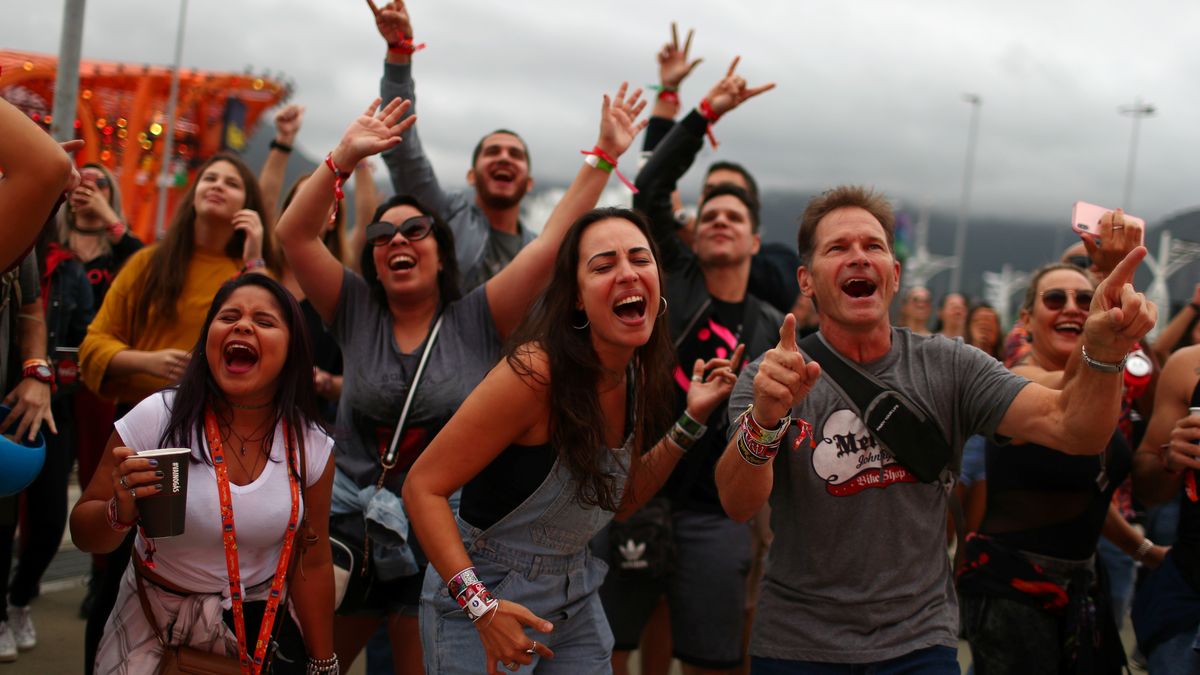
658, 23, 702, 90
595, 83, 649, 160
330, 97, 416, 169
1082, 246, 1158, 363
703, 57, 776, 118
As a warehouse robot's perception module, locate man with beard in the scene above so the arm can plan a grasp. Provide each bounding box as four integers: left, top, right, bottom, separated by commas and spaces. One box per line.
716, 187, 1158, 672
371, 0, 535, 290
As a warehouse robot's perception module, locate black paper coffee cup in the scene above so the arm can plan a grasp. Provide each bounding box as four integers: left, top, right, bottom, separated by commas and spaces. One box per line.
136, 448, 190, 538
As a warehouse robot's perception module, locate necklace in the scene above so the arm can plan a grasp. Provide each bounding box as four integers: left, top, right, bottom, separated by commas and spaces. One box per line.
229, 399, 273, 410
221, 413, 276, 456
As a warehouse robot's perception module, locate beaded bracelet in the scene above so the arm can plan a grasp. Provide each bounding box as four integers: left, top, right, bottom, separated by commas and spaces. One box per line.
306, 654, 340, 675
106, 497, 136, 531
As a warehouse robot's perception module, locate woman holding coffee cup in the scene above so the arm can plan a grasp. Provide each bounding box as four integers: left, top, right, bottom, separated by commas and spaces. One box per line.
70, 274, 339, 674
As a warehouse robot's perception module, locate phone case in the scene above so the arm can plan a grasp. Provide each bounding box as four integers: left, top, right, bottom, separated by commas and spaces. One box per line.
1072, 201, 1145, 239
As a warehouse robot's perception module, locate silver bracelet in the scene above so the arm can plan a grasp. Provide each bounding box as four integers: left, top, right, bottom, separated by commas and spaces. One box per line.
306, 654, 340, 675
1134, 537, 1155, 562
1080, 345, 1127, 373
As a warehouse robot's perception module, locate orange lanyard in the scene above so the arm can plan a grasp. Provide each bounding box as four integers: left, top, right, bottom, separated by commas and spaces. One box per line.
204, 408, 299, 675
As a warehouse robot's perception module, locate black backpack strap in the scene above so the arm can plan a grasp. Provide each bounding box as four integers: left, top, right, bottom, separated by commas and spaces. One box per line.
674, 298, 712, 350
737, 295, 765, 357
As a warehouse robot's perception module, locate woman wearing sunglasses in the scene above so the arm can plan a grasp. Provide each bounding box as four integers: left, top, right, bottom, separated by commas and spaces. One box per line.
275, 86, 647, 673
959, 250, 1168, 672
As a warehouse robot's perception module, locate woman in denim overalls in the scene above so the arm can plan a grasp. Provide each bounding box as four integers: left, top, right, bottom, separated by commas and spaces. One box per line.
405, 207, 743, 674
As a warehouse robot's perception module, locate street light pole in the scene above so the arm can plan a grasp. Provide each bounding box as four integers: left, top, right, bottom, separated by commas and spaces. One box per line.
154, 0, 190, 239
949, 93, 981, 295
50, 0, 87, 144
1118, 98, 1155, 212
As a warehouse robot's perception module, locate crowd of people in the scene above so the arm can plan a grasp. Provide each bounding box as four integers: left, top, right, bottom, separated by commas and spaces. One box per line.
0, 2, 1197, 674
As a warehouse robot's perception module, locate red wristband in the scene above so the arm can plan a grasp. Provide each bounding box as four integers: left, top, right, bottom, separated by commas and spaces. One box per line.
581, 146, 637, 193
698, 99, 721, 149
657, 90, 680, 105
387, 38, 426, 55
324, 153, 353, 225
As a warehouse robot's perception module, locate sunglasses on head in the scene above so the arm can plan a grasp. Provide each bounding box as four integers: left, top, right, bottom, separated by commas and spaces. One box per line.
1065, 255, 1092, 270
365, 216, 435, 247
1040, 288, 1093, 311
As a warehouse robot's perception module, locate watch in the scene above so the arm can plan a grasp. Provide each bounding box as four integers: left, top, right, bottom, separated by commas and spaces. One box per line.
22, 359, 55, 387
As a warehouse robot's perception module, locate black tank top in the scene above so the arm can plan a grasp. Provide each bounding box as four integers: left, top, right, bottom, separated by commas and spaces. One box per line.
980, 431, 1132, 560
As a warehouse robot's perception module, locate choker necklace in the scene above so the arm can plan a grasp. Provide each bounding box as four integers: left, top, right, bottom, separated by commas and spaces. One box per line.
229, 400, 273, 410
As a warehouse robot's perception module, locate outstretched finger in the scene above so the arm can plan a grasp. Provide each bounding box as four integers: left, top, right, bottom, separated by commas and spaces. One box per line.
683, 28, 694, 57
671, 22, 679, 50
730, 343, 746, 371
366, 0, 381, 18
744, 83, 777, 100
692, 358, 707, 381
1103, 246, 1147, 289
60, 139, 86, 154
395, 114, 417, 137
777, 313, 798, 351
625, 87, 645, 111
684, 58, 704, 78
613, 81, 629, 107
727, 55, 741, 77
629, 97, 648, 121
363, 97, 382, 117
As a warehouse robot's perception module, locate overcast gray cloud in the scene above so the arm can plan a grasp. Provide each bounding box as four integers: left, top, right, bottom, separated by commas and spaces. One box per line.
7, 0, 1199, 225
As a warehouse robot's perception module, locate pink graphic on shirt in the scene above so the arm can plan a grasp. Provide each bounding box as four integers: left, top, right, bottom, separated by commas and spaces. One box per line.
674, 317, 742, 392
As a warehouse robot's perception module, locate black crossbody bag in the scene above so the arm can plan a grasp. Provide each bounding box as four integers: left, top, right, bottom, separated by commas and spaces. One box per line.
799, 332, 953, 484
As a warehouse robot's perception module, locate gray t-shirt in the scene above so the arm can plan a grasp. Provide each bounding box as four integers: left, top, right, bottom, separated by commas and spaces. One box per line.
467, 228, 524, 292
729, 328, 1027, 663
331, 268, 501, 491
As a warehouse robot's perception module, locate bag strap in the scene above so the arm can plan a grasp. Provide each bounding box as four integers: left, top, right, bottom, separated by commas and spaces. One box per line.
131, 559, 169, 647
673, 298, 712, 350
799, 331, 967, 563
379, 314, 444, 485
737, 295, 764, 357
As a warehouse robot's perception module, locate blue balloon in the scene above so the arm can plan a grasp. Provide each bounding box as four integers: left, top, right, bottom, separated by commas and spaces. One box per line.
0, 404, 47, 497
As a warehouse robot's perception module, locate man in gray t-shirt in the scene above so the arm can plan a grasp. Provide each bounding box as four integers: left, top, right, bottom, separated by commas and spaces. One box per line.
716, 186, 1157, 670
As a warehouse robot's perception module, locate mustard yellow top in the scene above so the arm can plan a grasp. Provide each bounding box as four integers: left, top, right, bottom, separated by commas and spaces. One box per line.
79, 245, 241, 403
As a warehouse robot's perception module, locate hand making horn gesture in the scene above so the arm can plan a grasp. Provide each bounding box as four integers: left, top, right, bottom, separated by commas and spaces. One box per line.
751, 314, 822, 427
329, 97, 417, 170
367, 0, 413, 44
703, 56, 776, 118
1081, 245, 1158, 364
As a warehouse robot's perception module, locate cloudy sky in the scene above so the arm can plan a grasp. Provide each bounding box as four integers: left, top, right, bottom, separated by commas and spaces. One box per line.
9, 0, 1199, 226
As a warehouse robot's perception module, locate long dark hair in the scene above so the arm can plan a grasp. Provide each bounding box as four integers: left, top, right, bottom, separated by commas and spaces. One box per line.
359, 194, 461, 305
505, 208, 675, 511
136, 153, 278, 333
158, 274, 321, 465
965, 302, 1004, 360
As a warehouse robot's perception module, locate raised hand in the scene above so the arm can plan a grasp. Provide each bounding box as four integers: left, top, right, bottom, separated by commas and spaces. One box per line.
658, 23, 702, 90
69, 179, 119, 223
273, 104, 305, 145
703, 57, 776, 118
1081, 208, 1144, 279
686, 344, 746, 423
751, 314, 821, 426
367, 0, 412, 43
475, 600, 555, 675
233, 209, 264, 260
330, 97, 416, 169
595, 83, 649, 159
1083, 246, 1158, 363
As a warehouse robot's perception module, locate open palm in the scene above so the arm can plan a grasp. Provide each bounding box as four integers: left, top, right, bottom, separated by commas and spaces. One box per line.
333, 97, 416, 168
596, 83, 648, 159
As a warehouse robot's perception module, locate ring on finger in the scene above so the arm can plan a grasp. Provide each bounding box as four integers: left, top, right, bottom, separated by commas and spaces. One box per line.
504, 662, 518, 671
119, 476, 129, 489
129, 488, 138, 500
692, 375, 702, 382
526, 641, 538, 655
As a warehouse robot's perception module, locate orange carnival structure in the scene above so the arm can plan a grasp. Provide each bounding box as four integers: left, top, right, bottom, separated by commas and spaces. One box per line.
0, 49, 289, 241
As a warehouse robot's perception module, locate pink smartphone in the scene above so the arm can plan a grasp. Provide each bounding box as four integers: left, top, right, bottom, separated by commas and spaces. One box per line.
1071, 201, 1145, 241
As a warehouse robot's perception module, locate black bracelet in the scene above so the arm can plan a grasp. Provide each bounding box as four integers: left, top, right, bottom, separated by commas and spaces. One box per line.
270, 139, 293, 153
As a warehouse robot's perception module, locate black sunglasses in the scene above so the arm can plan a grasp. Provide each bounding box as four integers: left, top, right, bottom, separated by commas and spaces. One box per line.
365, 216, 435, 247
1040, 288, 1093, 311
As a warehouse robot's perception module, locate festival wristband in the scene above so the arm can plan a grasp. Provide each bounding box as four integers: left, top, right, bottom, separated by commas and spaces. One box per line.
106, 497, 136, 531
324, 152, 353, 224
581, 146, 637, 193
106, 220, 127, 238
698, 99, 721, 148
736, 432, 776, 466
739, 404, 791, 445
667, 424, 696, 452
387, 38, 427, 55
241, 258, 267, 274
677, 410, 706, 439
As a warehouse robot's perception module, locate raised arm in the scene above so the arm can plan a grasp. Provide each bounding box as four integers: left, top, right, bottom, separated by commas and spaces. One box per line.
0, 99, 79, 271
484, 83, 647, 340
1133, 345, 1200, 505
368, 0, 460, 222
348, 160, 380, 272
275, 97, 415, 325
648, 23, 702, 124
402, 352, 554, 675
997, 246, 1158, 454
617, 347, 743, 519
634, 58, 774, 270
716, 314, 821, 521
1151, 284, 1200, 364
258, 103, 304, 227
